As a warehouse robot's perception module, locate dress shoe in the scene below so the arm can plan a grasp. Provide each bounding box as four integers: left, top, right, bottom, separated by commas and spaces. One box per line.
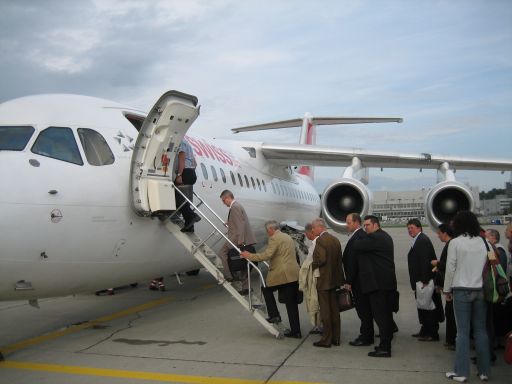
368, 349, 391, 357
349, 338, 373, 346
266, 316, 282, 324
237, 289, 249, 296
181, 226, 194, 233
418, 335, 440, 342
411, 332, 423, 338
309, 328, 322, 335
284, 331, 302, 339
313, 341, 331, 348
332, 340, 340, 346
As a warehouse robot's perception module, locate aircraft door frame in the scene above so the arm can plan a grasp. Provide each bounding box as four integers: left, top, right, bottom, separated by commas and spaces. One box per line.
130, 90, 200, 216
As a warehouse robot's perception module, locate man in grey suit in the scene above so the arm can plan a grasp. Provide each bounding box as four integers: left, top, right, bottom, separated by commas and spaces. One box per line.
219, 190, 256, 295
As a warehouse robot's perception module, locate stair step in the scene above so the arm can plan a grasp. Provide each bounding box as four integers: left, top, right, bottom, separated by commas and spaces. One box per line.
163, 213, 280, 338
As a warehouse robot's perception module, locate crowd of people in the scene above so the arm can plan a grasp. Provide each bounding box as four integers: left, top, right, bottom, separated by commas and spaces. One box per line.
225, 209, 512, 382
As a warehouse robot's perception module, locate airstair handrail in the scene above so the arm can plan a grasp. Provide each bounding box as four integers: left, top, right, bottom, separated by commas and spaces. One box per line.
171, 184, 267, 288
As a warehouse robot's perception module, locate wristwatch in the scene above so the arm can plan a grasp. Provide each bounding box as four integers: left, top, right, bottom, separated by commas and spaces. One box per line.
176, 173, 182, 177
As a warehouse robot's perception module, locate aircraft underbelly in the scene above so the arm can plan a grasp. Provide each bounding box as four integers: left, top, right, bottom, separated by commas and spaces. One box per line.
0, 202, 199, 300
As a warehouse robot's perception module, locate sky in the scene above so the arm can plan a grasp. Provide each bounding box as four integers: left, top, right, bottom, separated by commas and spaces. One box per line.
1, 0, 511, 193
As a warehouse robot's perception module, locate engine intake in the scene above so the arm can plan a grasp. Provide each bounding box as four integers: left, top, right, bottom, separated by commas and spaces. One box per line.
425, 181, 475, 229
321, 178, 371, 232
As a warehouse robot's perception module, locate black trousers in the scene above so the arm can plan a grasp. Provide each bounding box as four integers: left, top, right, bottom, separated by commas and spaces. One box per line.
353, 282, 374, 342
175, 168, 197, 225
263, 281, 301, 334
445, 299, 456, 345
416, 290, 441, 338
368, 289, 395, 352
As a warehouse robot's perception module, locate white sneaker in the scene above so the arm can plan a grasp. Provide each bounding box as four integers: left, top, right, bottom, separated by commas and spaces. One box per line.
478, 374, 489, 381
446, 372, 467, 382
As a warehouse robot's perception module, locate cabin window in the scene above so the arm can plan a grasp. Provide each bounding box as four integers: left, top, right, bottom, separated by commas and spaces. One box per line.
77, 128, 114, 166
31, 127, 83, 165
220, 168, 227, 183
262, 180, 267, 192
230, 171, 236, 185
256, 179, 261, 191
210, 165, 218, 182
271, 182, 276, 194
237, 173, 243, 187
0, 126, 34, 151
250, 177, 256, 189
244, 175, 250, 188
200, 163, 208, 179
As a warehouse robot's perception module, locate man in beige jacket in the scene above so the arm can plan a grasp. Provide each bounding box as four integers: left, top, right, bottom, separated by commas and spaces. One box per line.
241, 220, 302, 338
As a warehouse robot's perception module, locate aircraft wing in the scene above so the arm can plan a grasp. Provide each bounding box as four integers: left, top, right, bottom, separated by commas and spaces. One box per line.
260, 143, 512, 171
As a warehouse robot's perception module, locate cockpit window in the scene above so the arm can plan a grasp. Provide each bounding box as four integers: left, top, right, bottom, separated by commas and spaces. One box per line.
77, 128, 115, 166
0, 126, 34, 150
31, 127, 83, 165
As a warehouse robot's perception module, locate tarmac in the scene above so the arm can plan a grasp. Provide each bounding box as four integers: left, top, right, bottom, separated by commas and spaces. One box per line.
0, 227, 510, 383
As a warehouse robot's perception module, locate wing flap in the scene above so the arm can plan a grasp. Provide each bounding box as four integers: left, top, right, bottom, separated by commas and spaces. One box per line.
260, 143, 512, 171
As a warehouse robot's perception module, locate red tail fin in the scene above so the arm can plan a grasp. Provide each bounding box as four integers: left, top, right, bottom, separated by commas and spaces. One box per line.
298, 114, 315, 179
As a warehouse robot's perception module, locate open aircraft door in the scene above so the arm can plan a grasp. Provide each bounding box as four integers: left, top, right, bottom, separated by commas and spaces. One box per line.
130, 90, 200, 216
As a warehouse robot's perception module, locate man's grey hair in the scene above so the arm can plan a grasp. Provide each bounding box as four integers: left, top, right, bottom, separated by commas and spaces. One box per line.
304, 223, 313, 232
487, 228, 500, 242
264, 220, 280, 231
312, 218, 326, 228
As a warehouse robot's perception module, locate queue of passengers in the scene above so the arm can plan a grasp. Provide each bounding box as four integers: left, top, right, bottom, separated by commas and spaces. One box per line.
235, 212, 511, 383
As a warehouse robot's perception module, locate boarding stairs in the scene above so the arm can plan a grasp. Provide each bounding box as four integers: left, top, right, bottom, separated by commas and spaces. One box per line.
164, 185, 283, 338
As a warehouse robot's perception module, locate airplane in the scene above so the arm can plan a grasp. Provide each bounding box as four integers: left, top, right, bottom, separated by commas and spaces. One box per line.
1, 90, 511, 303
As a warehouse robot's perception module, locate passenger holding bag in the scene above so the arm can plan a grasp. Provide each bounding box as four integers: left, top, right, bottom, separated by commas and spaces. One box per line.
482, 237, 510, 303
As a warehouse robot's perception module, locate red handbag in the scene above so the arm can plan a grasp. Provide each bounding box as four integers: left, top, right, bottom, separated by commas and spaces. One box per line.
505, 331, 512, 365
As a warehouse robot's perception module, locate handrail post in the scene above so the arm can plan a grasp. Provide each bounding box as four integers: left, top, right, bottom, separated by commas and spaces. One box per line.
171, 183, 266, 289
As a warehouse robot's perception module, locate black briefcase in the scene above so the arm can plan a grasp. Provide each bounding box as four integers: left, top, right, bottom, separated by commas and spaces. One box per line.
227, 248, 247, 272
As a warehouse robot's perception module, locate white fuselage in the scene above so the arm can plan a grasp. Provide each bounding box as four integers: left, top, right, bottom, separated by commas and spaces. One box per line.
0, 94, 320, 300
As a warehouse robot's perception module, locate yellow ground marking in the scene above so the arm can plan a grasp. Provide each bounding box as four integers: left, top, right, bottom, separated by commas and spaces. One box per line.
0, 361, 324, 384
0, 296, 175, 354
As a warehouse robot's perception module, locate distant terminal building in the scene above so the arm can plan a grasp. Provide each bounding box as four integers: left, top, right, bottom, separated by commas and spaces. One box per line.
481, 195, 512, 216
372, 185, 480, 225
372, 190, 426, 224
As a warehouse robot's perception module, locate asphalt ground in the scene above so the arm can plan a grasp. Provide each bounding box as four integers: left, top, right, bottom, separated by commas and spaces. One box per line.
0, 226, 510, 383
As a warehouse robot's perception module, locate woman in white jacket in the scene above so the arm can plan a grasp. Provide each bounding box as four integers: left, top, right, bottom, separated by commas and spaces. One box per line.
443, 211, 490, 382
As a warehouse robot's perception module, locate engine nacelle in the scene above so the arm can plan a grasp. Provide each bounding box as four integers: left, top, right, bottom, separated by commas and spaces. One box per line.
321, 178, 372, 232
425, 181, 475, 229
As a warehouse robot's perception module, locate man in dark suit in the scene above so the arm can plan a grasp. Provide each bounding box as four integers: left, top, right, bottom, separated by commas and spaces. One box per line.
354, 215, 397, 357
219, 190, 256, 295
407, 218, 441, 342
311, 218, 344, 348
343, 213, 374, 347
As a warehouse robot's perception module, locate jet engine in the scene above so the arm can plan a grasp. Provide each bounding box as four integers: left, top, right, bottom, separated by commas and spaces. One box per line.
321, 178, 372, 232
424, 181, 475, 229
